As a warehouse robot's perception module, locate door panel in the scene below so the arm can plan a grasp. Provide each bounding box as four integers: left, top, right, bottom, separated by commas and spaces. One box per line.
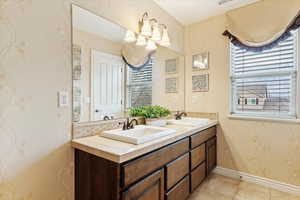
91, 50, 124, 121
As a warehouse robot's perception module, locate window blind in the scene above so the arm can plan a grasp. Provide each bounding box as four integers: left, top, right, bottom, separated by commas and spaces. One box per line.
126, 59, 153, 108
230, 32, 298, 118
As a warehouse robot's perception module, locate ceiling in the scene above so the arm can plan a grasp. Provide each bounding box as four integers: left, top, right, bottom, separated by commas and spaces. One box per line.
72, 5, 126, 42
153, 0, 260, 25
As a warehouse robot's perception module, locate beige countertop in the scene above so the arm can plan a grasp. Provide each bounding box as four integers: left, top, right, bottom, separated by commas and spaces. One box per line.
72, 120, 218, 163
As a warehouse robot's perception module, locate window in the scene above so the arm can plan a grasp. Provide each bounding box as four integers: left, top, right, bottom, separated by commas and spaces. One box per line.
126, 59, 153, 108
230, 32, 298, 119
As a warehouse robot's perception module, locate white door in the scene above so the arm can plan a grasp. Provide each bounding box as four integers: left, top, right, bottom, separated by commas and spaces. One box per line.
91, 50, 124, 121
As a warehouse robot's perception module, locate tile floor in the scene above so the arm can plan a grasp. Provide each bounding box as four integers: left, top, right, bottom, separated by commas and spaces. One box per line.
188, 174, 300, 200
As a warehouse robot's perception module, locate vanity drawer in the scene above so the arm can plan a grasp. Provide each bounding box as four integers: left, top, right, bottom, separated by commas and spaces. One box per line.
165, 153, 189, 190
191, 162, 206, 192
165, 176, 190, 200
122, 169, 164, 200
190, 126, 216, 149
190, 143, 205, 170
122, 138, 189, 188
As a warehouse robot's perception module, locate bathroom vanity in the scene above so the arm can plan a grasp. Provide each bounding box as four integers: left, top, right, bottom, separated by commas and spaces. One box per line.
71, 5, 217, 200
73, 122, 217, 200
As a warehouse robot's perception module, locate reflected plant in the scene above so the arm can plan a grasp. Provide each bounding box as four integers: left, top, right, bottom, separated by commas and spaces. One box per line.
129, 105, 171, 119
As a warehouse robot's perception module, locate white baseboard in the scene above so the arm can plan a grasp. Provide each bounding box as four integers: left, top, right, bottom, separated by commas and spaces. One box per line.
213, 166, 300, 196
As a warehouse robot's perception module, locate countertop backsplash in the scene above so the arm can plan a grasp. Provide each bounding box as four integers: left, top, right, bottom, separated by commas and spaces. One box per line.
72, 112, 218, 139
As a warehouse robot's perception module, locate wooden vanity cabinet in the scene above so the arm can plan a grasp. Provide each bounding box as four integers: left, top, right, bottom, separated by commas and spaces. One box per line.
75, 125, 217, 200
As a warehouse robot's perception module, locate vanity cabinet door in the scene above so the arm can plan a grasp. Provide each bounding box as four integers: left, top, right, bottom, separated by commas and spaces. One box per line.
122, 169, 164, 200
206, 137, 217, 175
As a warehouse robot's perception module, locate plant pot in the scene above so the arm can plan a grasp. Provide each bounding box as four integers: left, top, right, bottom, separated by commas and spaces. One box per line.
146, 118, 167, 127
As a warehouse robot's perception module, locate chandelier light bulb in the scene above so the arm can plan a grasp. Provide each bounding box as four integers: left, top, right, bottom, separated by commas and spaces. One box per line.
160, 27, 170, 47
151, 22, 161, 41
146, 40, 157, 51
124, 30, 136, 42
136, 35, 147, 46
141, 18, 152, 37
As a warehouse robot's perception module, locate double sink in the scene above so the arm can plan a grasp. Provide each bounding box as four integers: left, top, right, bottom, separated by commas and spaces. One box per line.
100, 117, 211, 144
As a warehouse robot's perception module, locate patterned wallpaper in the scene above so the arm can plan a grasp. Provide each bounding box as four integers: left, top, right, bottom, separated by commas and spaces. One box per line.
0, 0, 183, 199
184, 12, 300, 187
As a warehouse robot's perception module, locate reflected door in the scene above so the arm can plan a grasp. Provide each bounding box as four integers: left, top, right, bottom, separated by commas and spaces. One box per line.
91, 50, 124, 121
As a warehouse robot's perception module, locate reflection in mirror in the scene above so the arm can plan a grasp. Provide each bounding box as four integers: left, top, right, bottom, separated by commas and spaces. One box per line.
72, 5, 185, 123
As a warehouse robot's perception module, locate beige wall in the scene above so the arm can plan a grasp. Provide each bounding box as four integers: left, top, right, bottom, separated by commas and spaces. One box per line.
152, 48, 185, 111
0, 0, 184, 199
184, 14, 300, 186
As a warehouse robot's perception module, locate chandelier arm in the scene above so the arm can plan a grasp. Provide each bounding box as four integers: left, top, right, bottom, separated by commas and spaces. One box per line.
142, 12, 149, 21
159, 24, 167, 29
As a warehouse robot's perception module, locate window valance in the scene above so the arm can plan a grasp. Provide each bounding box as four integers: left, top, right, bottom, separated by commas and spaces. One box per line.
121, 43, 154, 70
223, 0, 300, 52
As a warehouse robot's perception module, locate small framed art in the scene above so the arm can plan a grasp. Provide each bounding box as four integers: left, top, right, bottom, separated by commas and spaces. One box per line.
165, 77, 178, 93
165, 58, 178, 74
192, 52, 209, 71
192, 74, 209, 92
73, 44, 82, 80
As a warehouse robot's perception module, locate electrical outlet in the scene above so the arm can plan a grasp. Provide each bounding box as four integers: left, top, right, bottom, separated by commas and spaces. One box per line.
192, 95, 199, 104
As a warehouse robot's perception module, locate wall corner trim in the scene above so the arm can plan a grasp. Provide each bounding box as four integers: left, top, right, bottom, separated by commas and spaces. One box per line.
213, 166, 300, 196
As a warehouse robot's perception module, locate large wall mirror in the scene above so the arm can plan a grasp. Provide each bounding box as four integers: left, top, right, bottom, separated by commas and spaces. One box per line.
72, 5, 185, 123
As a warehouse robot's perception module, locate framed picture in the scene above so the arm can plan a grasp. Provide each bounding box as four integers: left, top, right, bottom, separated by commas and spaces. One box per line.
192, 74, 209, 92
73, 44, 82, 80
73, 86, 82, 122
165, 77, 178, 93
192, 52, 209, 71
165, 58, 177, 74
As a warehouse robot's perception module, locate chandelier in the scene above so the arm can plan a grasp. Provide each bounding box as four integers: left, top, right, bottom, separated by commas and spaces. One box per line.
124, 12, 171, 51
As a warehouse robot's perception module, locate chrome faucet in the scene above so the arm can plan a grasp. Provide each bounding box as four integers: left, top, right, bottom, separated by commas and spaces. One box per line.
174, 111, 187, 120
119, 118, 138, 130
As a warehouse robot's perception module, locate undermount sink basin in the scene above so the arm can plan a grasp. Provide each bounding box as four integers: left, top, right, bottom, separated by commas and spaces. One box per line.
100, 125, 177, 145
167, 117, 210, 127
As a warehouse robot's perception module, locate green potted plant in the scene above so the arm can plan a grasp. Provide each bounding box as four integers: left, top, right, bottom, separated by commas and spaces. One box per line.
129, 105, 171, 127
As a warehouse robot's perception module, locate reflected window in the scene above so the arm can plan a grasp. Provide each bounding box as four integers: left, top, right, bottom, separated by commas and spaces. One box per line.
126, 59, 153, 108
